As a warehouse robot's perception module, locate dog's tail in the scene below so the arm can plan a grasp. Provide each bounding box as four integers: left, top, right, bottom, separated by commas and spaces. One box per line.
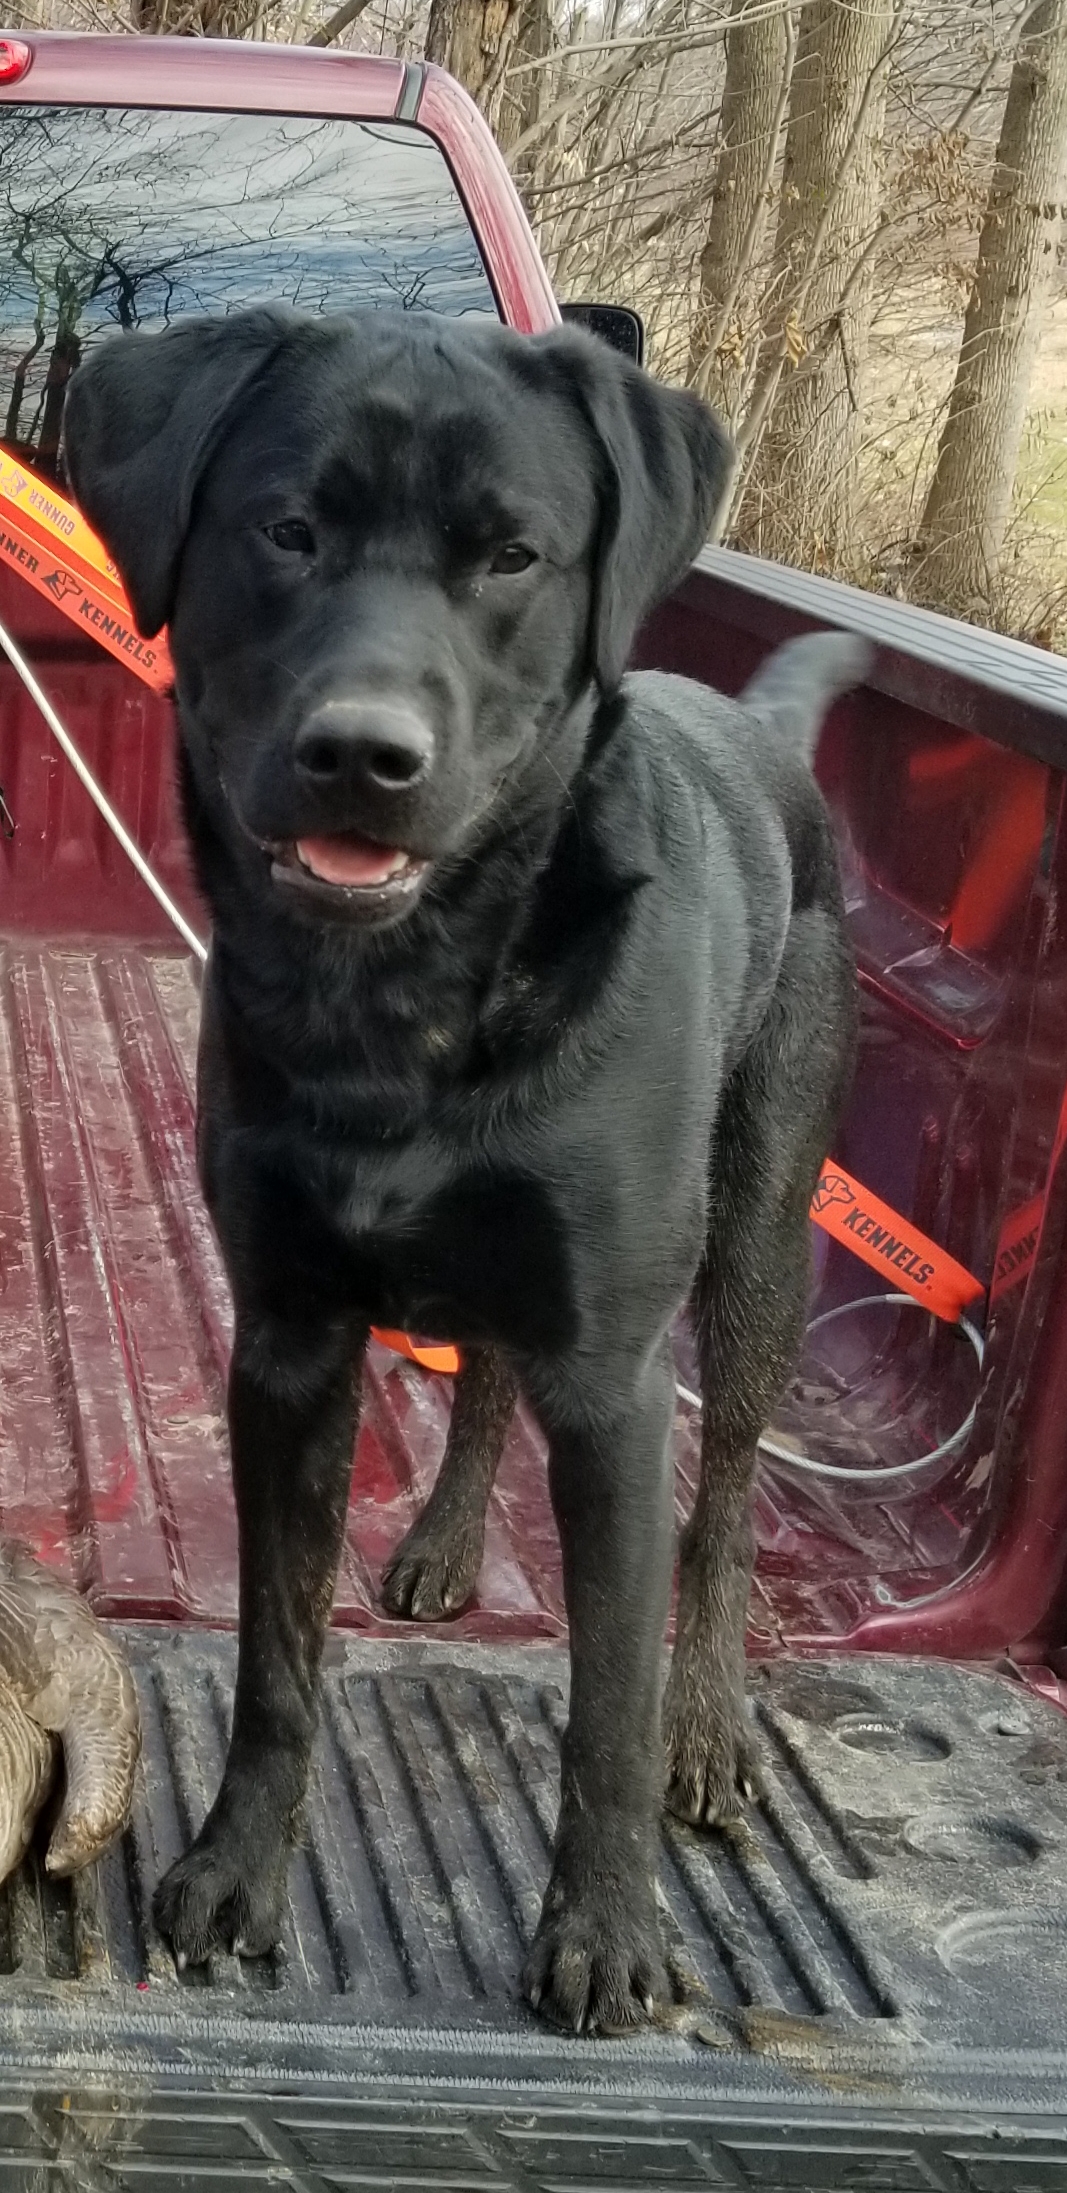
741, 633, 873, 763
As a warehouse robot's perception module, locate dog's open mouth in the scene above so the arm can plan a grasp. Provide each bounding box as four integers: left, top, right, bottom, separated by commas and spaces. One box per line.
270, 834, 430, 912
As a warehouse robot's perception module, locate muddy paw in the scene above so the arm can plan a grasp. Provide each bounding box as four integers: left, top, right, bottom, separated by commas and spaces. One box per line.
154, 1828, 288, 1967
663, 1671, 762, 1827
523, 1880, 675, 2036
381, 1513, 484, 1620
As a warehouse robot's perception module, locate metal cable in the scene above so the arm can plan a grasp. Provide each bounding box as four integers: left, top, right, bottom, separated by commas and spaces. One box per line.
0, 614, 208, 964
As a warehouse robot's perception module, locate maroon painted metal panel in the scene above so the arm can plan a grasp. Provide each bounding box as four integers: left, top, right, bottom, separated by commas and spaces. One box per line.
637, 554, 1067, 1663
0, 31, 407, 116
0, 930, 567, 1634
417, 66, 559, 332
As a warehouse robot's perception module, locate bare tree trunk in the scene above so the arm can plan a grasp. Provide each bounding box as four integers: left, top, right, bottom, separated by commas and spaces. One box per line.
426, 0, 526, 129
914, 0, 1067, 614
732, 0, 898, 570
36, 324, 81, 478
687, 0, 794, 423
5, 307, 45, 450
494, 0, 554, 163
131, 0, 263, 30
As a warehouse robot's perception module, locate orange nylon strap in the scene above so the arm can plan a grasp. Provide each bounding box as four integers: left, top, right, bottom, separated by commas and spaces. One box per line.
371, 1328, 463, 1375
989, 1082, 1067, 1306
0, 460, 173, 693
810, 1165, 984, 1323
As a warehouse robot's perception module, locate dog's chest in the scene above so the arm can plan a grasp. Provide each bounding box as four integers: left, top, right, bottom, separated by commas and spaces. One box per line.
329, 1156, 578, 1354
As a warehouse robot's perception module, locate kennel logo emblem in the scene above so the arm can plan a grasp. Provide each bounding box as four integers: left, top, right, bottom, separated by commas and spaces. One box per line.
811, 1172, 854, 1217
42, 567, 82, 604
812, 1170, 936, 1289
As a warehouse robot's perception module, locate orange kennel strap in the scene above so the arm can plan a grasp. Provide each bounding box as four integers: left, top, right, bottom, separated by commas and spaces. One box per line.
371, 1329, 463, 1375
0, 455, 173, 692
810, 1164, 984, 1324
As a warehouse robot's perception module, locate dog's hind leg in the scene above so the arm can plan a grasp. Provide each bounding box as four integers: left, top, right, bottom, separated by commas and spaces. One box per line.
381, 1346, 516, 1620
664, 903, 855, 1827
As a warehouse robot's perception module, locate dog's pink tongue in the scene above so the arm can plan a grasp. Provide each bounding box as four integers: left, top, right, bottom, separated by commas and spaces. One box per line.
296, 836, 404, 886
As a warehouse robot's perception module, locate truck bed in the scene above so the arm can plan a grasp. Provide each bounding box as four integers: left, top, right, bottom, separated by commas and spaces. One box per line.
6, 561, 1067, 2182
0, 1037, 1062, 2189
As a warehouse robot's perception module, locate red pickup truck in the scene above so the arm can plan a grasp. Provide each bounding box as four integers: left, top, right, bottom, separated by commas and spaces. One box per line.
2, 29, 1067, 2189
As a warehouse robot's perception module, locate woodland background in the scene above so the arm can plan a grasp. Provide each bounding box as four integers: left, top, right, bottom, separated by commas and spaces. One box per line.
7, 0, 1067, 649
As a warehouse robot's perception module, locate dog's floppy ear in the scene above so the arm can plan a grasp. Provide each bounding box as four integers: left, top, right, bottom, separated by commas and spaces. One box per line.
62, 307, 296, 637
532, 329, 732, 693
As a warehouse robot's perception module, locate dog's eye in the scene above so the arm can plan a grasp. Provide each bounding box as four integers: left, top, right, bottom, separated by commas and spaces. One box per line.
263, 519, 315, 554
489, 543, 537, 575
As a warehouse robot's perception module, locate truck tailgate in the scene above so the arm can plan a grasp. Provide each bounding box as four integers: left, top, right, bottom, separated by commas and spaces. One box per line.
2, 1623, 1067, 2186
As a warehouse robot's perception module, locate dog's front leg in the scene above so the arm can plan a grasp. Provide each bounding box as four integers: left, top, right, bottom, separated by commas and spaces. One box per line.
155, 1306, 365, 1966
521, 1338, 677, 2034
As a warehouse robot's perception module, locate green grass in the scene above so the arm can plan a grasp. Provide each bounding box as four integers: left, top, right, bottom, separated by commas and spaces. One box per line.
1015, 404, 1067, 537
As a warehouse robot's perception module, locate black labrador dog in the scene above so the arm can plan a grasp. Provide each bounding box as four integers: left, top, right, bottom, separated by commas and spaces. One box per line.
64, 306, 866, 2035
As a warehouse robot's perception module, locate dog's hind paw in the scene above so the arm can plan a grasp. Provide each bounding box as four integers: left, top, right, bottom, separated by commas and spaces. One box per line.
523, 1881, 679, 2037
380, 1512, 484, 1621
154, 1827, 288, 1967
663, 1675, 763, 1828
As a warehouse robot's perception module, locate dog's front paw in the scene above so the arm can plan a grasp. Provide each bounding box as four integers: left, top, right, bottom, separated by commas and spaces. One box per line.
154, 1825, 289, 1967
523, 1873, 674, 2036
663, 1660, 762, 1827
381, 1511, 484, 1620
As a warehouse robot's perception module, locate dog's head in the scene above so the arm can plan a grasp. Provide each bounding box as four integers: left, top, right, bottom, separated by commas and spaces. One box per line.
64, 307, 730, 929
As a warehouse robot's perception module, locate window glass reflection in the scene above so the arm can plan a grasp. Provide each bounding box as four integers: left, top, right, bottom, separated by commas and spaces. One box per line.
0, 107, 498, 478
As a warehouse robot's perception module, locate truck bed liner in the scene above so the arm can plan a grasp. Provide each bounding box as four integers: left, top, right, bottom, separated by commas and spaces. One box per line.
1, 1634, 1067, 2180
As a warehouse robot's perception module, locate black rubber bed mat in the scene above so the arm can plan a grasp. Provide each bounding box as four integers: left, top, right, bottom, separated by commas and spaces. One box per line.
2, 1632, 1067, 2189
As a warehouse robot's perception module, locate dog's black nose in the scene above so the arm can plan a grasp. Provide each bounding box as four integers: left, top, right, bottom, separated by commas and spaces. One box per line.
294, 702, 434, 795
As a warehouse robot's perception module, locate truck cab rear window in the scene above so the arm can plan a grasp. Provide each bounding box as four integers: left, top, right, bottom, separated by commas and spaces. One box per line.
0, 106, 498, 481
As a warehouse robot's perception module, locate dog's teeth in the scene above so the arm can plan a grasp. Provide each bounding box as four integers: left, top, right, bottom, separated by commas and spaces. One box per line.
384, 850, 410, 877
